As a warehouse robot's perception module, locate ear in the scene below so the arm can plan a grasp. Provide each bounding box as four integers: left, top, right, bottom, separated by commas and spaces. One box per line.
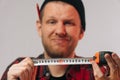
79, 29, 84, 40
36, 20, 42, 36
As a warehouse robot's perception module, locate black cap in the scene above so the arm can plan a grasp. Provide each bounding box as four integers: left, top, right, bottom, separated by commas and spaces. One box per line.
40, 0, 86, 31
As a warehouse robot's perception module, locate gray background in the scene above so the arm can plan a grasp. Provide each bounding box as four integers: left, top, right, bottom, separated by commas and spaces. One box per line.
0, 0, 120, 78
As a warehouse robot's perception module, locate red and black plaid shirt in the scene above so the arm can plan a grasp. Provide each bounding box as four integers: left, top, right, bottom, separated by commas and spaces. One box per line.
1, 54, 108, 80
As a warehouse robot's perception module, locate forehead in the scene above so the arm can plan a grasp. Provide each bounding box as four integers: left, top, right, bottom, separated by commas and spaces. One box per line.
43, 1, 80, 19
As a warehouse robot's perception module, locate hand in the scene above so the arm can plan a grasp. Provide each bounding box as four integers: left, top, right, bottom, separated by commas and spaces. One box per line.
91, 53, 120, 80
7, 57, 35, 80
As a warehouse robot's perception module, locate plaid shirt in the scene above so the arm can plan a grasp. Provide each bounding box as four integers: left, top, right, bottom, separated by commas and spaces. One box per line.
1, 54, 108, 80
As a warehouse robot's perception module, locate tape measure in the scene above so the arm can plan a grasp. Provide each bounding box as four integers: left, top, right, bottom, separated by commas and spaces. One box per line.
32, 51, 113, 66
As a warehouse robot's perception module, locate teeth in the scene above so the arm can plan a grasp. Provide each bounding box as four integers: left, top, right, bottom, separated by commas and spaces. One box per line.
32, 58, 92, 66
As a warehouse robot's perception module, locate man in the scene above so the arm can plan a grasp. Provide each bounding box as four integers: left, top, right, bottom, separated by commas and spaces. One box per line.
1, 0, 120, 80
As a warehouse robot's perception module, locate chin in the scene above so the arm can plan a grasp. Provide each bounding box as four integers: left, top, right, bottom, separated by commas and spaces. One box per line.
46, 51, 67, 58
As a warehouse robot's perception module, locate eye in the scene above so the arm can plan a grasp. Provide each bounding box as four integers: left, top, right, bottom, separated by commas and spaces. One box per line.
47, 19, 57, 25
64, 21, 75, 26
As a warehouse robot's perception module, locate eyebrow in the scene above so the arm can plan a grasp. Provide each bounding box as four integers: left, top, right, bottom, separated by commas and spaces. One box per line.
47, 16, 75, 21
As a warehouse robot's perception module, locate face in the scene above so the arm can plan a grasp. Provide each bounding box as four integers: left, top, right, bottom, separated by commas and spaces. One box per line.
37, 1, 84, 58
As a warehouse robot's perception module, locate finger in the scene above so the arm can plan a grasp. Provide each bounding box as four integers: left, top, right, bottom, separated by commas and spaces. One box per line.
112, 53, 120, 80
15, 65, 31, 80
112, 53, 120, 68
8, 64, 27, 80
8, 64, 21, 79
25, 57, 34, 80
19, 70, 26, 80
105, 54, 118, 75
19, 58, 34, 80
105, 54, 116, 69
20, 57, 34, 68
91, 61, 106, 80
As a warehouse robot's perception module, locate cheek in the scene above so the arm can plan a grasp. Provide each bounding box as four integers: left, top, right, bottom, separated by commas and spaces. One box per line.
41, 26, 54, 38
67, 28, 81, 39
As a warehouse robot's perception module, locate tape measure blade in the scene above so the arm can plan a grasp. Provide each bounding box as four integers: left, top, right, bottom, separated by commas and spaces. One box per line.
32, 58, 93, 66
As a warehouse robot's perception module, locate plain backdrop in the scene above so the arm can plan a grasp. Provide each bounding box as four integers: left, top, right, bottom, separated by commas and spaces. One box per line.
0, 0, 120, 78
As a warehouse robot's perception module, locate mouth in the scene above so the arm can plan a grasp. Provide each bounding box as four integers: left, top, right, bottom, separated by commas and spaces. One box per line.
52, 38, 70, 44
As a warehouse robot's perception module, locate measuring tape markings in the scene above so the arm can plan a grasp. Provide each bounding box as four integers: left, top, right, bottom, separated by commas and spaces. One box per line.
33, 58, 93, 66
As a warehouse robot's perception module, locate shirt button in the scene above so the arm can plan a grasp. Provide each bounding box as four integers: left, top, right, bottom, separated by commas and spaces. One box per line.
45, 72, 50, 79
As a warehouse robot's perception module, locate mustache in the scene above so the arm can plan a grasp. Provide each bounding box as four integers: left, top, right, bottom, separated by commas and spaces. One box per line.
51, 35, 71, 41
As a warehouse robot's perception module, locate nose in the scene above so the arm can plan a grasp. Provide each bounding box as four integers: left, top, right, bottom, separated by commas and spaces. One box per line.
55, 22, 67, 37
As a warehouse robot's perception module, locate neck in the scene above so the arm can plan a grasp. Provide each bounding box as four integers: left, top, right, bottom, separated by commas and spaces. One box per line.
48, 65, 68, 77
44, 52, 75, 77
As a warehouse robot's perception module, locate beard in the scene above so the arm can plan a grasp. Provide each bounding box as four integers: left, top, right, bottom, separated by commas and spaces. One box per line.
42, 41, 72, 58
41, 35, 77, 58
44, 48, 65, 58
